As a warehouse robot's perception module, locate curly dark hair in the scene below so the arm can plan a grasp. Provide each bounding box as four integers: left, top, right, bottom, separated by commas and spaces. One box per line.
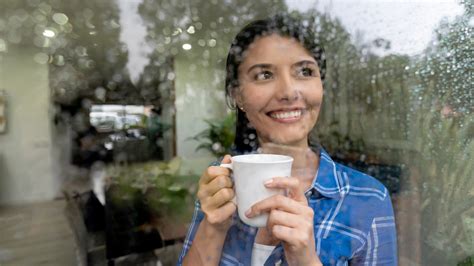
225, 13, 326, 154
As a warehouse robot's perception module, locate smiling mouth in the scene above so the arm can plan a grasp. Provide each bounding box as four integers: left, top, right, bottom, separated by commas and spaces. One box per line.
268, 109, 302, 122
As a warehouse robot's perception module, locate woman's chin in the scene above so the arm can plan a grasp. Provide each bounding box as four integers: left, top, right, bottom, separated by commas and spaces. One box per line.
265, 134, 309, 148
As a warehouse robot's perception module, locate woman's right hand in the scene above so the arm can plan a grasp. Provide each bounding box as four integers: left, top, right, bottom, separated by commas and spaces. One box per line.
197, 155, 236, 232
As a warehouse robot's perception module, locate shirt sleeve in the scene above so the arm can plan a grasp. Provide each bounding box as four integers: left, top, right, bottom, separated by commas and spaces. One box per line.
351, 190, 398, 266
177, 200, 205, 265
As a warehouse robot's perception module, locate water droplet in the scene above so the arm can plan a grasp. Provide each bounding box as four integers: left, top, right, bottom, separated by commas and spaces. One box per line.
212, 142, 221, 151
75, 46, 88, 57
85, 60, 95, 69
208, 39, 216, 47
95, 87, 106, 101
42, 28, 56, 38
113, 73, 123, 82
162, 27, 171, 35
172, 27, 182, 36
187, 25, 195, 34
182, 43, 192, 50
52, 13, 68, 25
63, 23, 73, 33
156, 45, 165, 53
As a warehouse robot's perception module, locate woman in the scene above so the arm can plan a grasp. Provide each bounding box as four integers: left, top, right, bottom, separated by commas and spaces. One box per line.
179, 14, 397, 266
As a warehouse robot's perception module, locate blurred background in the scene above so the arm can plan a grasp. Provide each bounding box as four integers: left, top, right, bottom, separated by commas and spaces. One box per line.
0, 0, 472, 265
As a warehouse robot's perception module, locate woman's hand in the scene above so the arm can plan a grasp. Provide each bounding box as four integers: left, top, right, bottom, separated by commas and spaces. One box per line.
197, 155, 237, 232
246, 177, 322, 266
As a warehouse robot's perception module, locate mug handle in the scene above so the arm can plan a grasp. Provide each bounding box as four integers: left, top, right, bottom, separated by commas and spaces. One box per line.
219, 163, 237, 205
219, 163, 232, 170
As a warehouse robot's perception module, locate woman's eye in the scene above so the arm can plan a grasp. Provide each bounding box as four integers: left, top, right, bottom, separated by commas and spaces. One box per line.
255, 70, 273, 81
298, 67, 316, 77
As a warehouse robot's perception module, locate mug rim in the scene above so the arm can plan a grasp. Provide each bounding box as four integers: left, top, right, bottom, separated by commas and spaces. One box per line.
231, 154, 293, 164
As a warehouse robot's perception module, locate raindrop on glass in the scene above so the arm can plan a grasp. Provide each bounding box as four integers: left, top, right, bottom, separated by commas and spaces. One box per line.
187, 26, 195, 34
167, 72, 175, 81
182, 43, 192, 50
52, 13, 68, 25
208, 39, 217, 47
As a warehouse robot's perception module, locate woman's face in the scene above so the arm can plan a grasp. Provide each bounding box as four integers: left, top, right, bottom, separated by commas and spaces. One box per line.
235, 33, 323, 148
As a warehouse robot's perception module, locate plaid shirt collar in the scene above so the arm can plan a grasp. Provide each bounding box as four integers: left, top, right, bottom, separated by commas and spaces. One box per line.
306, 148, 345, 200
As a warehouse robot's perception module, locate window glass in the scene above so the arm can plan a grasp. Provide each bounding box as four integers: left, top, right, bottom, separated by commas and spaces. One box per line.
0, 0, 471, 265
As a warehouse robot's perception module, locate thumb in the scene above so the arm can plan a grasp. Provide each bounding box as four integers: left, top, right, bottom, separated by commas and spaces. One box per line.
221, 154, 232, 164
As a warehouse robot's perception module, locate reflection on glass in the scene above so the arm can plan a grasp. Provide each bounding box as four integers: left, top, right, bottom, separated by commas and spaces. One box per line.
0, 0, 472, 265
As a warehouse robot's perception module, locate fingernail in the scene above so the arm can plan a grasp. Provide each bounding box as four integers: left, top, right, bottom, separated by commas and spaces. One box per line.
245, 209, 252, 217
264, 179, 273, 186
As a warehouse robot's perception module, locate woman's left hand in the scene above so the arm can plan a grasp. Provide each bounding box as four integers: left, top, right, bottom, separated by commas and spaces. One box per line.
246, 177, 323, 266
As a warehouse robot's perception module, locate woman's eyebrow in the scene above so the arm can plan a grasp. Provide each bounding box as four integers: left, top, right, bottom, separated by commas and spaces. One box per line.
293, 60, 318, 67
247, 63, 272, 74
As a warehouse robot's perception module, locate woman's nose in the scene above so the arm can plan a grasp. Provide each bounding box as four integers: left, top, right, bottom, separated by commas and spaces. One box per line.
276, 73, 299, 101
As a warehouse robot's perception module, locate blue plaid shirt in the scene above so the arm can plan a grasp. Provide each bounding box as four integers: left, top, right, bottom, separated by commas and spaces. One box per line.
178, 149, 397, 265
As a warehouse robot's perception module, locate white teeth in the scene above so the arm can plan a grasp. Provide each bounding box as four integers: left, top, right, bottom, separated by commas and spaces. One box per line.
270, 110, 302, 119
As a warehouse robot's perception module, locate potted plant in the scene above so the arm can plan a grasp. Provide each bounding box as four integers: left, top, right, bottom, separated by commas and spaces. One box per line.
105, 157, 198, 259
190, 113, 236, 157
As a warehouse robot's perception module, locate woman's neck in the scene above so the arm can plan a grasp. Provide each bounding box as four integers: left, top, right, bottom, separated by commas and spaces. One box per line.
258, 140, 320, 192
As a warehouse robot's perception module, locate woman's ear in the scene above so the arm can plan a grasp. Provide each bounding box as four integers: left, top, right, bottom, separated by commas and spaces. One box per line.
231, 87, 244, 110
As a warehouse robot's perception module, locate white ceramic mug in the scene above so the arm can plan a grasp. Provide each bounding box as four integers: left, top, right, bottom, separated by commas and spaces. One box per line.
220, 154, 293, 227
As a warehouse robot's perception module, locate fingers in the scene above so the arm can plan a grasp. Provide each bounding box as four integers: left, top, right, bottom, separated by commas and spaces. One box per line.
200, 166, 231, 185
264, 177, 306, 202
205, 201, 237, 225
266, 209, 301, 229
246, 176, 311, 218
206, 175, 233, 196
241, 173, 318, 264
197, 174, 233, 209
199, 155, 232, 185
199, 186, 236, 226
198, 154, 233, 200
221, 154, 232, 164
209, 188, 235, 208
267, 209, 315, 251
245, 194, 307, 218
271, 225, 306, 246
196, 154, 236, 227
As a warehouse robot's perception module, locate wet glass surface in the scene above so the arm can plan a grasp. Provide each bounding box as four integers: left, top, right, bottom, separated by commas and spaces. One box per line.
0, 0, 472, 265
